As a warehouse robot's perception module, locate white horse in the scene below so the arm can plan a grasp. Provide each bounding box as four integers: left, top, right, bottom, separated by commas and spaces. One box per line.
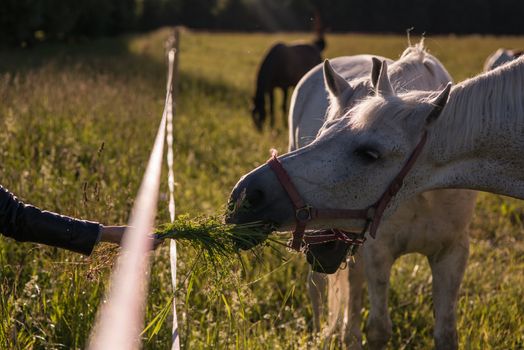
483, 48, 523, 71
289, 45, 477, 349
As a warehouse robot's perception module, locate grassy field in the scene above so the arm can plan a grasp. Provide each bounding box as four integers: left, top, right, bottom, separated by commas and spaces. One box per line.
0, 28, 523, 349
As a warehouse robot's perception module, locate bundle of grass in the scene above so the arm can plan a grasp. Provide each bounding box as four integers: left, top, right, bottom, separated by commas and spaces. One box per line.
155, 214, 278, 263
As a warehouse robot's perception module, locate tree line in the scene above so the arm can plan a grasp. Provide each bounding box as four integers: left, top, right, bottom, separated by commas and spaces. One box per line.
2, 0, 522, 47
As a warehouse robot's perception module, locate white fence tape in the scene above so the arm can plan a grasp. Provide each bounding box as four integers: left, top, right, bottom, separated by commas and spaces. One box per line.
88, 48, 177, 350
166, 51, 180, 350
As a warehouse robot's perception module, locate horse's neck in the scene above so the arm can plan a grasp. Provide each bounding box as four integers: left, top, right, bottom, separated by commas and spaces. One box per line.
388, 66, 421, 89
333, 81, 370, 120
426, 59, 524, 199
254, 67, 269, 109
426, 153, 524, 199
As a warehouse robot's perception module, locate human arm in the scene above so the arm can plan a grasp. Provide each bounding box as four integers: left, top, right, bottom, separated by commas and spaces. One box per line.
0, 185, 163, 254
0, 185, 101, 255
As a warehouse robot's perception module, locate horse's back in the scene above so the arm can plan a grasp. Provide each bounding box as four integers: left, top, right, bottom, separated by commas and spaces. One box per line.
259, 42, 322, 89
269, 43, 322, 88
288, 58, 326, 150
289, 55, 387, 151
285, 43, 323, 82
257, 42, 286, 80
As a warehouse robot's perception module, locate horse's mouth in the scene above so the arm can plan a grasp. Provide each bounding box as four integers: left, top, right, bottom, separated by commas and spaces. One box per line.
306, 239, 354, 274
226, 189, 292, 250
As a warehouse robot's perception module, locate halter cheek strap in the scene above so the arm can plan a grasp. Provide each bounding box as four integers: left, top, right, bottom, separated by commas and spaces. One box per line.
367, 130, 428, 237
266, 130, 428, 251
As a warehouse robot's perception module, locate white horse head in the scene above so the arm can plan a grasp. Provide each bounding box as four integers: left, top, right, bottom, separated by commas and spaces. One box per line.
228, 43, 458, 233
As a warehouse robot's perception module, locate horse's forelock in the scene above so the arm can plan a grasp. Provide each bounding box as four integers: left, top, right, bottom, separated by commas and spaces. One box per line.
325, 78, 371, 123
348, 91, 434, 131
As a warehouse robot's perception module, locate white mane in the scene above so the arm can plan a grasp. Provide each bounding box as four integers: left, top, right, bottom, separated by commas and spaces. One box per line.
324, 78, 370, 123
436, 55, 524, 154
345, 90, 435, 131
345, 56, 524, 156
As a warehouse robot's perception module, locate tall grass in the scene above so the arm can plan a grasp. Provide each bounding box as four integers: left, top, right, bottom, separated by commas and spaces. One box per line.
0, 29, 523, 349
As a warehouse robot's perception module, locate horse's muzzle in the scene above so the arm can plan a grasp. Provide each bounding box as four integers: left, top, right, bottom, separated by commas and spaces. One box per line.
226, 166, 294, 248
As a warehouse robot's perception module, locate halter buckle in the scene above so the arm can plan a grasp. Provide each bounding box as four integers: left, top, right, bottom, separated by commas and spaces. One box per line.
295, 205, 312, 222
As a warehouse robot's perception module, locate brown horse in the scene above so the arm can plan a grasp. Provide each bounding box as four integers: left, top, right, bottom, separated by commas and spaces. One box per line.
251, 24, 325, 131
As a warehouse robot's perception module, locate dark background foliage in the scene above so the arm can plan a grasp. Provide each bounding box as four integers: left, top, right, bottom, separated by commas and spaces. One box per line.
1, 0, 522, 47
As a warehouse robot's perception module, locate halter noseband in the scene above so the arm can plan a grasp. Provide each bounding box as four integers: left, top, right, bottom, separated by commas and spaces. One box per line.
267, 130, 428, 251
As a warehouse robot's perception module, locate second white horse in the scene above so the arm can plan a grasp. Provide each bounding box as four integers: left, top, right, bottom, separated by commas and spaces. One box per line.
289, 43, 477, 350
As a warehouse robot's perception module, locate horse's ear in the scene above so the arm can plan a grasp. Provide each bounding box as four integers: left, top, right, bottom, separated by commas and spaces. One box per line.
375, 60, 394, 96
323, 60, 352, 101
371, 57, 382, 88
425, 83, 452, 126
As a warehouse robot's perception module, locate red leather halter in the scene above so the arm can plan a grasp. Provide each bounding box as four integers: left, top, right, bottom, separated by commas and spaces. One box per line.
267, 130, 428, 251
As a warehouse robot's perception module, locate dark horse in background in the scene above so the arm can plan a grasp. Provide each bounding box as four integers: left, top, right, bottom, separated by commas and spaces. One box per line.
251, 15, 326, 132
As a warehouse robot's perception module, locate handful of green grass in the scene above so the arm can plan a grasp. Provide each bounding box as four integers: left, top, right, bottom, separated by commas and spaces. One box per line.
155, 214, 276, 260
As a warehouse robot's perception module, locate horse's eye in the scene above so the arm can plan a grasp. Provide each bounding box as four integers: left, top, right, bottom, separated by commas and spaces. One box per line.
354, 147, 380, 162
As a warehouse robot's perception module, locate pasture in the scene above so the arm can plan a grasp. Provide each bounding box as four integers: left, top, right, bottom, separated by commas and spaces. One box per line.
0, 28, 523, 349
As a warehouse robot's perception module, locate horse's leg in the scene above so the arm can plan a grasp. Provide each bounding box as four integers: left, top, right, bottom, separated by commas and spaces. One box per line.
427, 237, 469, 350
269, 89, 275, 129
364, 245, 394, 350
281, 87, 288, 129
322, 268, 349, 349
342, 252, 365, 350
308, 269, 327, 333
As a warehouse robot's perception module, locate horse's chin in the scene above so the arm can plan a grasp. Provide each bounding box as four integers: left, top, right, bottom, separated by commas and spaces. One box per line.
306, 240, 352, 274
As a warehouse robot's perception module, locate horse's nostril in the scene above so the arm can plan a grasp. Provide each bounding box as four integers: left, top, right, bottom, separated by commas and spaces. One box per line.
247, 189, 265, 208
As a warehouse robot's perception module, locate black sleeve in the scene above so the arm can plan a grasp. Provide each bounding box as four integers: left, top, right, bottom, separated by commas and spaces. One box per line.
0, 185, 101, 255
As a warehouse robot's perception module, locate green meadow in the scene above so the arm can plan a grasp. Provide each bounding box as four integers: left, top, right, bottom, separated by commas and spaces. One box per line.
0, 28, 523, 349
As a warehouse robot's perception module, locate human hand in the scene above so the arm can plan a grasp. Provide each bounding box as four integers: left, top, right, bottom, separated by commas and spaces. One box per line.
99, 225, 164, 250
